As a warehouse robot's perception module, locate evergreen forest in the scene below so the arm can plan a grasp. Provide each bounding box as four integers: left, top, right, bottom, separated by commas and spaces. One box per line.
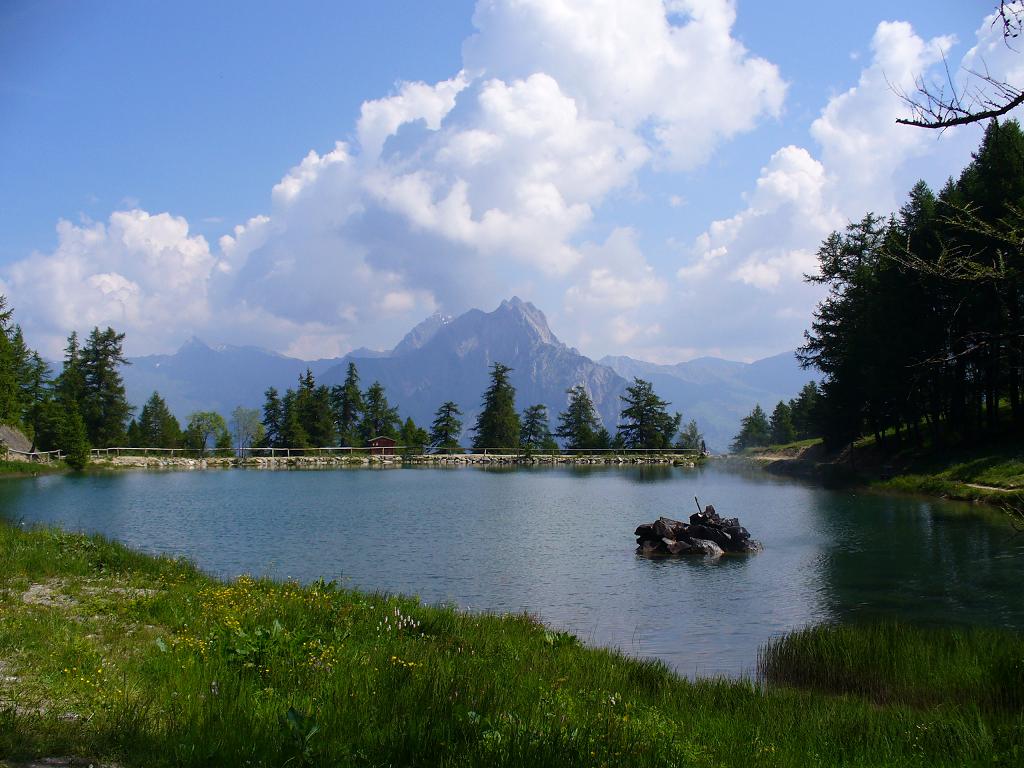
733, 119, 1024, 453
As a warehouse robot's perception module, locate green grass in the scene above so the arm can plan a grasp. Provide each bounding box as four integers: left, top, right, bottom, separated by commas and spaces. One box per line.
745, 438, 823, 455
759, 624, 1024, 712
2, 522, 1022, 767
745, 430, 1024, 510
870, 439, 1024, 506
0, 459, 66, 477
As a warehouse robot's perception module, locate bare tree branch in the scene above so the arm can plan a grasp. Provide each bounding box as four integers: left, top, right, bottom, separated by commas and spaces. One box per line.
895, 3, 1024, 129
896, 88, 1024, 128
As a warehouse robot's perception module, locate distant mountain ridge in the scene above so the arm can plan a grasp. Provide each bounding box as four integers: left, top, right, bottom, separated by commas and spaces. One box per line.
317, 297, 626, 435
123, 337, 347, 424
122, 298, 818, 450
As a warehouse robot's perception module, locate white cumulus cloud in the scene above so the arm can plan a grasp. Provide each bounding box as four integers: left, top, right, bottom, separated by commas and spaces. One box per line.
1, 2, 1003, 365
2, 211, 213, 355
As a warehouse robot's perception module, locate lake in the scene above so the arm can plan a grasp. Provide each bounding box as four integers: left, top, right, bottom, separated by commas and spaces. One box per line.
2, 461, 1022, 676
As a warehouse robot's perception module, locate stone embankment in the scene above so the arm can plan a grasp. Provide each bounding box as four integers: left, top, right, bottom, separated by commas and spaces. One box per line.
91, 453, 699, 470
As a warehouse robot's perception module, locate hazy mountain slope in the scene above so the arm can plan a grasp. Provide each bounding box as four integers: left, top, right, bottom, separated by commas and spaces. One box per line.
124, 338, 343, 420
599, 352, 819, 451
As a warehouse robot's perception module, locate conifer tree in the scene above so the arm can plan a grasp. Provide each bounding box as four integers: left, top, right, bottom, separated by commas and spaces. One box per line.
137, 391, 183, 448
358, 381, 400, 443
60, 406, 90, 470
616, 378, 680, 449
471, 362, 520, 451
261, 387, 284, 448
769, 401, 796, 445
398, 417, 429, 454
0, 297, 39, 430
126, 418, 142, 447
429, 401, 463, 451
788, 382, 821, 440
80, 327, 131, 447
0, 296, 17, 426
520, 404, 558, 452
675, 419, 703, 450
295, 369, 335, 447
23, 351, 52, 447
56, 331, 85, 410
280, 390, 309, 448
556, 385, 602, 449
330, 362, 364, 446
32, 396, 66, 452
731, 405, 770, 452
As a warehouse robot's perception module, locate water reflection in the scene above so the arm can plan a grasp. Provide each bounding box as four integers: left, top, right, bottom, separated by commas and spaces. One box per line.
0, 475, 30, 515
813, 493, 1024, 629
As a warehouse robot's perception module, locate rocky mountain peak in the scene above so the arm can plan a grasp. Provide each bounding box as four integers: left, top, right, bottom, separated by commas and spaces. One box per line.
495, 296, 560, 347
179, 335, 211, 352
174, 336, 219, 358
392, 312, 453, 356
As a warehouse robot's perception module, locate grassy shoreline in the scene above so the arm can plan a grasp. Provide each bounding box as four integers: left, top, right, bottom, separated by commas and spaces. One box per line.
744, 438, 1024, 509
2, 521, 1022, 766
0, 459, 67, 479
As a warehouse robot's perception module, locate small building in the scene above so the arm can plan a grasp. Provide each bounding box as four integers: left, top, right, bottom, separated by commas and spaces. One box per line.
368, 435, 397, 455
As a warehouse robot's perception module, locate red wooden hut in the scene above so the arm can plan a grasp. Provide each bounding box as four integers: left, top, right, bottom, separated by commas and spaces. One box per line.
368, 436, 397, 455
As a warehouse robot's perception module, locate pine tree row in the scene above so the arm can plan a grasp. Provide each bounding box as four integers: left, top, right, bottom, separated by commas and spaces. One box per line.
801, 119, 1024, 448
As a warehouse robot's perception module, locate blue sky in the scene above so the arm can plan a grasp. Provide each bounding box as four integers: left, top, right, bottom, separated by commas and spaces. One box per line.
0, 1, 1012, 362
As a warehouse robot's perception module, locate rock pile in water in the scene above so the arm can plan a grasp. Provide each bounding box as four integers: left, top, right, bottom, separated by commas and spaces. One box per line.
635, 504, 763, 558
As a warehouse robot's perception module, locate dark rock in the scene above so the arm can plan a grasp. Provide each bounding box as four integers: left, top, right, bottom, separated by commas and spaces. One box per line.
634, 523, 656, 540
689, 505, 722, 527
723, 525, 750, 542
653, 516, 686, 540
636, 502, 760, 557
688, 539, 724, 558
638, 540, 668, 557
666, 539, 693, 555
687, 524, 733, 550
734, 538, 764, 553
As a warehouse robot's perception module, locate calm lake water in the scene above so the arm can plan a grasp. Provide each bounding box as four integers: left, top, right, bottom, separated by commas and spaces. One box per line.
2, 462, 1022, 676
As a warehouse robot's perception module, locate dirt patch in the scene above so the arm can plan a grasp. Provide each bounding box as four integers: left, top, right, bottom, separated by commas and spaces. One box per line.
17, 580, 158, 609
20, 582, 77, 610
963, 482, 1019, 492
0, 658, 19, 684
101, 586, 160, 599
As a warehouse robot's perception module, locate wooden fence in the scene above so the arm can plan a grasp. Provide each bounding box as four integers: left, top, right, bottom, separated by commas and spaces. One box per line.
3, 447, 65, 463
